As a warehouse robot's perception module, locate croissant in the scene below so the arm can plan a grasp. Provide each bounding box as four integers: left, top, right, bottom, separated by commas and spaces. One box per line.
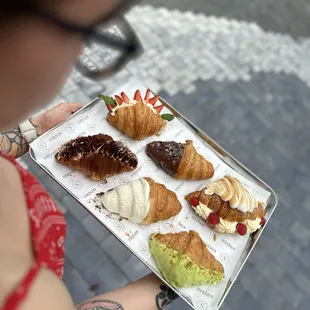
185, 175, 265, 235
146, 140, 214, 180
55, 134, 138, 181
106, 89, 170, 140
149, 230, 224, 287
96, 177, 182, 224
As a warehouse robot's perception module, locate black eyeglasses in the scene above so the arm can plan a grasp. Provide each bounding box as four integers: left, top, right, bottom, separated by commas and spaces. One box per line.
37, 1, 143, 80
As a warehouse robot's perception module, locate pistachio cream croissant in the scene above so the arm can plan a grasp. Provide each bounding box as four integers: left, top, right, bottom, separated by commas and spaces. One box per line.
149, 230, 224, 287
101, 89, 174, 140
186, 175, 266, 236
146, 140, 214, 180
96, 177, 182, 224
55, 134, 138, 181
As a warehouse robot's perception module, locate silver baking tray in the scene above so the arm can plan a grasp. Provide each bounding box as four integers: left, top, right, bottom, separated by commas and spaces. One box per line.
30, 90, 277, 310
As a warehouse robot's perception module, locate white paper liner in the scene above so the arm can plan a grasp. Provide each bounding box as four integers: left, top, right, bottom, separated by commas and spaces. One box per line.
30, 82, 271, 310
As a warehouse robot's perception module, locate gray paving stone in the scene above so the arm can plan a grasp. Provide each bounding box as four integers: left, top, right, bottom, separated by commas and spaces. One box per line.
276, 275, 306, 308
66, 234, 106, 272
62, 195, 89, 221
63, 258, 94, 305
64, 214, 88, 250
100, 234, 133, 268
294, 268, 310, 294
81, 215, 111, 243
97, 261, 130, 293
298, 297, 310, 310
120, 254, 150, 281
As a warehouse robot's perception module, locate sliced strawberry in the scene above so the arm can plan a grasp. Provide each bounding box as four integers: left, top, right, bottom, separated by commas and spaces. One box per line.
115, 95, 123, 105
260, 218, 266, 226
106, 104, 113, 112
144, 89, 151, 102
134, 90, 143, 102
155, 105, 164, 114
121, 92, 130, 103
149, 95, 159, 106
190, 197, 199, 207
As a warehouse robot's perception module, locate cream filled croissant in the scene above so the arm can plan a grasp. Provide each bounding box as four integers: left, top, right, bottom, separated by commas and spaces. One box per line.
186, 175, 266, 235
96, 177, 182, 224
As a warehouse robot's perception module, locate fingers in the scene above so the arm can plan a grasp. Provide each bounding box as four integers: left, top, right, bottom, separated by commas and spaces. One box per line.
67, 102, 84, 113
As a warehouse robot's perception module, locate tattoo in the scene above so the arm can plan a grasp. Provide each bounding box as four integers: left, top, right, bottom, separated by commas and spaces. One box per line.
155, 285, 178, 309
76, 300, 124, 310
29, 118, 39, 134
0, 126, 28, 158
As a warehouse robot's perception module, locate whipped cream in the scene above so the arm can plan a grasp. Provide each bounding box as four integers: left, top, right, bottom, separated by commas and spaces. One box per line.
111, 99, 157, 116
245, 218, 261, 233
100, 178, 150, 224
194, 202, 260, 234
205, 175, 258, 213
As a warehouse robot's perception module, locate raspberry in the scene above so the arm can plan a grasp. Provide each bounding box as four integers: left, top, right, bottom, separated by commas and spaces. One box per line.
236, 223, 247, 236
260, 218, 266, 226
207, 212, 220, 225
190, 197, 199, 207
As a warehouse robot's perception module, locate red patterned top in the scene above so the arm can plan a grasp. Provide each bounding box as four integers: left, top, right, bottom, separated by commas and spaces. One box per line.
1, 151, 66, 310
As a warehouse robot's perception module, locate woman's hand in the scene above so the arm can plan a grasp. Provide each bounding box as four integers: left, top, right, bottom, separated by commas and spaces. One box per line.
31, 102, 84, 136
0, 102, 84, 159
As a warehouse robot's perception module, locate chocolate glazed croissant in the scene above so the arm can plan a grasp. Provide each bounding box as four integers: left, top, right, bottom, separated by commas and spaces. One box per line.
146, 140, 214, 180
55, 134, 138, 181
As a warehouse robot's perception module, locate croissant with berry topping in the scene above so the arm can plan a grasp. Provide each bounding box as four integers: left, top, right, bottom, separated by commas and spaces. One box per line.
100, 90, 174, 140
185, 175, 266, 236
55, 134, 138, 181
146, 140, 214, 180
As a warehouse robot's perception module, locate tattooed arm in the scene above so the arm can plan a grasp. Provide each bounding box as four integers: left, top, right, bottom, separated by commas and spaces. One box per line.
76, 274, 178, 310
0, 125, 30, 158
0, 103, 83, 159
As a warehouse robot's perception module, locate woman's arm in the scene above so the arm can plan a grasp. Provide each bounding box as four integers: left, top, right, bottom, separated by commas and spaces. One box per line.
0, 125, 30, 158
76, 273, 178, 310
0, 102, 83, 159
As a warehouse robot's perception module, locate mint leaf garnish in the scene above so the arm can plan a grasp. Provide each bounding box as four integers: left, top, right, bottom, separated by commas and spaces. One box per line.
98, 94, 117, 106
161, 113, 175, 121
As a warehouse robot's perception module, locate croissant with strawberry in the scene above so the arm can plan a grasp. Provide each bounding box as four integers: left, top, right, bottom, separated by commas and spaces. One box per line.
98, 90, 174, 140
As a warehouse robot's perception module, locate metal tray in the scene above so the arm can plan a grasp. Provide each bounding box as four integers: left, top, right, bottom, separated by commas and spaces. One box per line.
30, 93, 277, 310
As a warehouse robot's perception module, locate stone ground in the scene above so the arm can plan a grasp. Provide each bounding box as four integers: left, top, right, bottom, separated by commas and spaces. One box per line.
21, 1, 310, 310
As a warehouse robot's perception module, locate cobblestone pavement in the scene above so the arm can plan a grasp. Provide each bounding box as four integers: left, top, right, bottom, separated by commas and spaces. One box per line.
21, 3, 310, 310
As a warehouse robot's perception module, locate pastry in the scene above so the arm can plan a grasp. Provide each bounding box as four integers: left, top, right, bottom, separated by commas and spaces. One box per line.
185, 175, 266, 235
99, 90, 174, 140
55, 134, 138, 181
96, 177, 182, 224
149, 230, 224, 287
146, 140, 214, 180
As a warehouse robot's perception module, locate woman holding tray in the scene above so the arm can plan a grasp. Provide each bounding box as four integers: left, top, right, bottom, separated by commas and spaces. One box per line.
0, 1, 178, 310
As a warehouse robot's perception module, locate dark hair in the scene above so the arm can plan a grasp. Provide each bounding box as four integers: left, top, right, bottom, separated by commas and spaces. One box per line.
1, 1, 40, 16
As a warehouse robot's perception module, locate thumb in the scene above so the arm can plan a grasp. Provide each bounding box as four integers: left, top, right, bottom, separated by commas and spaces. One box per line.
67, 102, 84, 114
